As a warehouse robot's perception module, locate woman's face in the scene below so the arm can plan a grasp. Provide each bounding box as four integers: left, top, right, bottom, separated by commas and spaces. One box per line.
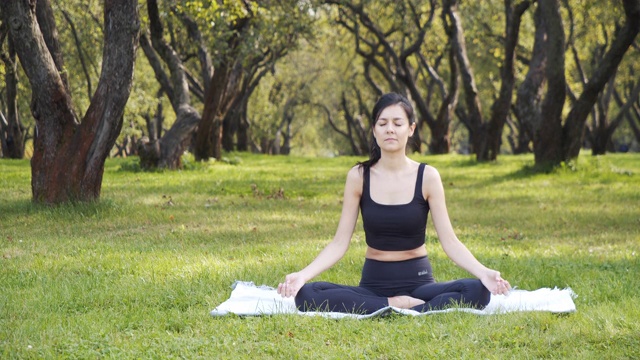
373, 104, 415, 152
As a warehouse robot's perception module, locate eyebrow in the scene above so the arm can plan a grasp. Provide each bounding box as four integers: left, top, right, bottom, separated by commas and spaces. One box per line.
378, 117, 406, 121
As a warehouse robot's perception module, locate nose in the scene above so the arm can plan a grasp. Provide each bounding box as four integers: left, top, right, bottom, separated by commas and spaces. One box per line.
385, 123, 395, 133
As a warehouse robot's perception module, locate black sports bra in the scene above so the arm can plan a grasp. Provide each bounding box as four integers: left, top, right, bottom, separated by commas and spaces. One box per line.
360, 163, 430, 251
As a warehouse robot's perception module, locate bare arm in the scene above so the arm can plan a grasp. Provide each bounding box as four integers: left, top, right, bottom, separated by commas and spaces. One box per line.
278, 166, 362, 297
424, 166, 511, 295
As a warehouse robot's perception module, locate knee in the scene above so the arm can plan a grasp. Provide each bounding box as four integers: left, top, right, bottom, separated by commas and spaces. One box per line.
458, 279, 491, 308
472, 280, 491, 308
295, 283, 322, 311
294, 283, 312, 308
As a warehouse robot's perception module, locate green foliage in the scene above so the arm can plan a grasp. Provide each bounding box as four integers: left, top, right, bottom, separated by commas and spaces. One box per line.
3, 0, 637, 159
1, 153, 639, 357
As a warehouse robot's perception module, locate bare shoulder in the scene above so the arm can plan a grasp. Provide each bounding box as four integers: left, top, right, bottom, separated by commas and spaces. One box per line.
422, 164, 443, 183
345, 165, 364, 195
347, 165, 363, 177
346, 165, 364, 182
421, 164, 444, 200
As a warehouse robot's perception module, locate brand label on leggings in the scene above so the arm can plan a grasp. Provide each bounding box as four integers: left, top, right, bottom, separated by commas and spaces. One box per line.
418, 270, 429, 276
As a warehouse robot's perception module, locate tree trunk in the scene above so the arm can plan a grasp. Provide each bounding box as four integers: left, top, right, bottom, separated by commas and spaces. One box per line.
35, 0, 70, 93
0, 36, 25, 159
222, 110, 237, 152
484, 0, 532, 161
562, 0, 640, 160
534, 0, 566, 166
193, 15, 249, 161
236, 99, 250, 152
428, 25, 459, 154
337, 93, 369, 156
615, 86, 640, 145
445, 0, 485, 159
194, 60, 234, 161
627, 104, 640, 144
1, 0, 139, 203
592, 80, 640, 154
428, 116, 453, 154
513, 3, 547, 155
138, 1, 202, 169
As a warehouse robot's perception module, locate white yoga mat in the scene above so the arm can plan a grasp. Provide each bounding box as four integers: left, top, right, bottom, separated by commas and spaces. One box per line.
210, 281, 577, 319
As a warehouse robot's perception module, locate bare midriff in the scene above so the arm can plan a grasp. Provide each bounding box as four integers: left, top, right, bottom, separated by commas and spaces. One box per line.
365, 245, 428, 262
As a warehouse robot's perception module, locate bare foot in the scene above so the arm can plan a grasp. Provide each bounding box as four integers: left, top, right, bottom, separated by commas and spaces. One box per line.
388, 295, 425, 309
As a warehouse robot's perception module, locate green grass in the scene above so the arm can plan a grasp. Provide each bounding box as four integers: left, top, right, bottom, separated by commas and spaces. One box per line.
1, 153, 639, 359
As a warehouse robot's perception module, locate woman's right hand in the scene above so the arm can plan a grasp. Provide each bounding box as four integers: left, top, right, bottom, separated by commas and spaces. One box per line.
480, 269, 511, 295
277, 272, 306, 298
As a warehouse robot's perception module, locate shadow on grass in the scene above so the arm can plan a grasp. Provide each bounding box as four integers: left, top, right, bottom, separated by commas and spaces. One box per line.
0, 198, 125, 222
490, 164, 554, 182
0, 198, 32, 212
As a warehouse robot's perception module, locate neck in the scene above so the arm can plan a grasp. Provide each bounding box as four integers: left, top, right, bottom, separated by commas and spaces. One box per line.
376, 151, 410, 172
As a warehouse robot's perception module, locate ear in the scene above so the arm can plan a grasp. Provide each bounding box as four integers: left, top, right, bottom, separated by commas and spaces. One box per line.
409, 122, 416, 136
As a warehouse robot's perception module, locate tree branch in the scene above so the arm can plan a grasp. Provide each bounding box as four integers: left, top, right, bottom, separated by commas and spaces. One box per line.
61, 10, 92, 100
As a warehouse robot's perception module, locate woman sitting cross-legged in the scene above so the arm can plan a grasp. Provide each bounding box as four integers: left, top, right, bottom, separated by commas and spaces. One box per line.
277, 92, 511, 314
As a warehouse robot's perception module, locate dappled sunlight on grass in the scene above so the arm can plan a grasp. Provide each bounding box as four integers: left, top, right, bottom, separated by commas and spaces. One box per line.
1, 153, 639, 358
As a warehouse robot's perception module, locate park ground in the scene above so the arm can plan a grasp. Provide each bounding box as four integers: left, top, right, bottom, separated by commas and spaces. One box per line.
1, 153, 639, 358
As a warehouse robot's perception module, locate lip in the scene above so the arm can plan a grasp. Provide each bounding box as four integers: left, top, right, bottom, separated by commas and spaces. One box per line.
384, 138, 397, 142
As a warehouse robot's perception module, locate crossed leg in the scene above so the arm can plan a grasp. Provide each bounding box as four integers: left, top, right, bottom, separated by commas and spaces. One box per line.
409, 279, 491, 312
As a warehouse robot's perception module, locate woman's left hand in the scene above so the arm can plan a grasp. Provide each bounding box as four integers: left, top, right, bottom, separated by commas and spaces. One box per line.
481, 270, 511, 295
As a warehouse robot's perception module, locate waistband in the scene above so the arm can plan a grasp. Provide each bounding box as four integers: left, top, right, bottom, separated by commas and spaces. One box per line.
360, 255, 434, 297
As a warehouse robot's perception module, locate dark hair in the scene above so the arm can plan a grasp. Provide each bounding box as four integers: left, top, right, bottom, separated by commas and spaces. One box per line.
357, 93, 416, 169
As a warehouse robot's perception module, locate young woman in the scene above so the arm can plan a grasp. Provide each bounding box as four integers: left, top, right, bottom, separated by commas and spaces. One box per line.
277, 93, 511, 314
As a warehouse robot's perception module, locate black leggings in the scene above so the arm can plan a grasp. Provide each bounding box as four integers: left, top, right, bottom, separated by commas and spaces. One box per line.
295, 256, 491, 314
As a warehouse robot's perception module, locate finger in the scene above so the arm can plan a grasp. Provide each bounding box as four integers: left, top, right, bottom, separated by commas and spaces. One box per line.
501, 283, 510, 294
280, 283, 289, 297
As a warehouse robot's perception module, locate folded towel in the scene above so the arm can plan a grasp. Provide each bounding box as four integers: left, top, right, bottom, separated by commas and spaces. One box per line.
210, 281, 577, 319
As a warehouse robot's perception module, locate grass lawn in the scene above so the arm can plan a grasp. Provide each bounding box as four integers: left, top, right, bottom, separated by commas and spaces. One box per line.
1, 153, 639, 359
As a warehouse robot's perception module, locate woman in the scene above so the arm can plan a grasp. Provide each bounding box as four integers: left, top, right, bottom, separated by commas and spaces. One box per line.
277, 93, 510, 314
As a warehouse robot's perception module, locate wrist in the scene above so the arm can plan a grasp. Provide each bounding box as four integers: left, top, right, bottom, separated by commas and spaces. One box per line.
478, 267, 494, 280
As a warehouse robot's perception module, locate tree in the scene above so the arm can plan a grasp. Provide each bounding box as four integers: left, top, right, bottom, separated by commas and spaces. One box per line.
534, 0, 640, 166
137, 0, 311, 165
137, 0, 203, 169
0, 27, 26, 159
483, 0, 533, 160
445, 0, 532, 161
564, 2, 640, 155
585, 71, 640, 154
614, 73, 640, 148
324, 0, 440, 154
327, 90, 371, 156
1, 0, 139, 203
512, 3, 547, 155
193, 0, 313, 160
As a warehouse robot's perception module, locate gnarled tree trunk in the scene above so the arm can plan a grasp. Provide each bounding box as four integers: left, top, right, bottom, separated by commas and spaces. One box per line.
194, 58, 242, 161
535, 0, 566, 166
445, 0, 485, 158
484, 0, 532, 161
137, 0, 204, 169
562, 0, 640, 160
533, 0, 640, 166
513, 4, 547, 155
1, 0, 139, 204
428, 16, 460, 155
